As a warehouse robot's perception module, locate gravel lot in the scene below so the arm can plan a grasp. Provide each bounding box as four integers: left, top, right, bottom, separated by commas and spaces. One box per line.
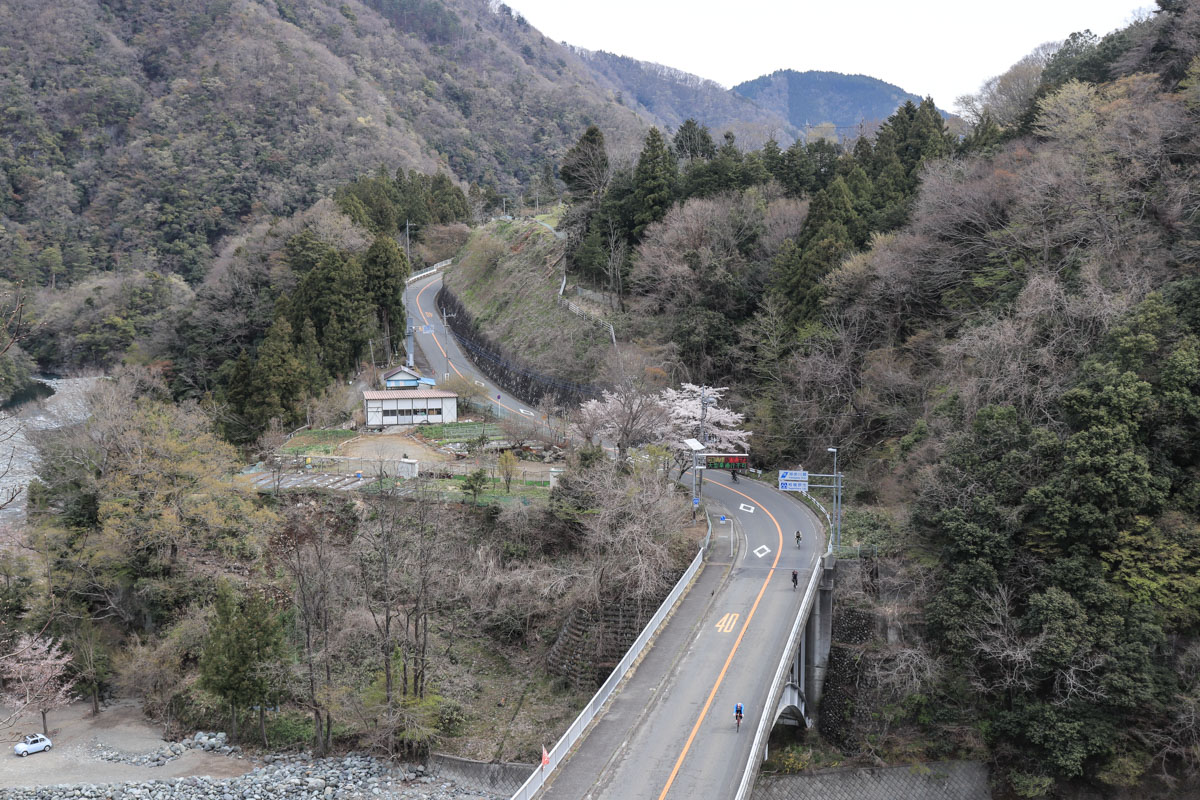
0, 702, 498, 799
0, 700, 252, 789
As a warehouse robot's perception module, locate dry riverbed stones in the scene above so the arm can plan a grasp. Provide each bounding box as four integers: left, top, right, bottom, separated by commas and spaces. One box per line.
12, 750, 495, 800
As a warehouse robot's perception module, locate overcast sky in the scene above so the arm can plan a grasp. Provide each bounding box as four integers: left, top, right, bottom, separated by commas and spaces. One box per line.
504, 1, 1154, 112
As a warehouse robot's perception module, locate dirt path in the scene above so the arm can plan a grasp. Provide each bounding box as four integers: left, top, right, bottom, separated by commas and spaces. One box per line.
338, 430, 559, 476
0, 700, 253, 789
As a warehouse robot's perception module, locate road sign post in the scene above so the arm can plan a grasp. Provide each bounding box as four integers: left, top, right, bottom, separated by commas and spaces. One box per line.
778, 469, 809, 493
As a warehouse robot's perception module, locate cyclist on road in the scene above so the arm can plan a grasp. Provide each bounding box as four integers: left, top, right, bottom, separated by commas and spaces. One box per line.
730, 470, 739, 483
795, 530, 802, 548
734, 702, 744, 731
791, 569, 799, 590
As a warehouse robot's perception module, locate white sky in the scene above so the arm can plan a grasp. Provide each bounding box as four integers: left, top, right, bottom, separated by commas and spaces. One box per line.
505, 1, 1154, 112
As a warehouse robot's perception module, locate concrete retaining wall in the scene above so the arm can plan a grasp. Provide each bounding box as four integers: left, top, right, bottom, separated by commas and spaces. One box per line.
427, 753, 534, 797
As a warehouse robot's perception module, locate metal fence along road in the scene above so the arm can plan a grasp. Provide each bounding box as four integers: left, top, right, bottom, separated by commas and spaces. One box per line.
509, 513, 714, 800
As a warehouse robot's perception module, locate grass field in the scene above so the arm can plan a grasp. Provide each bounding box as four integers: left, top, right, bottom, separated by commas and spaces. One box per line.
419, 422, 506, 444
280, 429, 356, 455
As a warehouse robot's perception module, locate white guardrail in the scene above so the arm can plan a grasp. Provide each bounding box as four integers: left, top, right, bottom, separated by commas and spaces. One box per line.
733, 507, 832, 800
510, 512, 714, 800
407, 258, 453, 284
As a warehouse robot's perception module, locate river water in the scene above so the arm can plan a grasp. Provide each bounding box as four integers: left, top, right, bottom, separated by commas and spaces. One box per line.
0, 377, 100, 525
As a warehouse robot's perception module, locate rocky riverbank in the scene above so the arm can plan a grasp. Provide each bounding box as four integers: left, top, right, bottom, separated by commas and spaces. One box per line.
3, 753, 499, 800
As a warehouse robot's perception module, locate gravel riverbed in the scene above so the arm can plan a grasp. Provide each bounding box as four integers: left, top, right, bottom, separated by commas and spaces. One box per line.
3, 753, 499, 800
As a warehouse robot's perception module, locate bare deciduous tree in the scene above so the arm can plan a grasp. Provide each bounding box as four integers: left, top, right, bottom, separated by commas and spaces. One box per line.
0, 634, 77, 734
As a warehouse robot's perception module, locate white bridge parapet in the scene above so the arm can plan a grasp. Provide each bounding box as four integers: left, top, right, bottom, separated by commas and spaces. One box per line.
734, 535, 835, 800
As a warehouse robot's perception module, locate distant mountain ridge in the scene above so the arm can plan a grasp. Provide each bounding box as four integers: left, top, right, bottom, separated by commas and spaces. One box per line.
568, 47, 797, 148
733, 69, 932, 132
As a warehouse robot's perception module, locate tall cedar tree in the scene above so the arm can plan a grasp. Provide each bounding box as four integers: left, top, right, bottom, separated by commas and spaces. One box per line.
200, 582, 285, 745
673, 118, 716, 161
361, 236, 409, 352
560, 126, 610, 201
632, 128, 678, 239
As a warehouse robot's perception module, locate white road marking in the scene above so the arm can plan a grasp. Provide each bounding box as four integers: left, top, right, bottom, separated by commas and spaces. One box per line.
739, 503, 755, 513
474, 380, 485, 387
753, 545, 771, 559
519, 409, 534, 417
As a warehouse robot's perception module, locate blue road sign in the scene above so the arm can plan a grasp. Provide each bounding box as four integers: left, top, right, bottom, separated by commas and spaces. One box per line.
693, 497, 700, 506
779, 479, 809, 492
780, 470, 809, 481
720, 515, 727, 523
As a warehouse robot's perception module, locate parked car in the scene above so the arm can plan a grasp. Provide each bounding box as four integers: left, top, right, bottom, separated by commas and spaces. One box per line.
14, 733, 51, 756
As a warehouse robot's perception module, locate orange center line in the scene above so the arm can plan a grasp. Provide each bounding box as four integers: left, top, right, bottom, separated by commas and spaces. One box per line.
657, 476, 783, 800
413, 277, 530, 418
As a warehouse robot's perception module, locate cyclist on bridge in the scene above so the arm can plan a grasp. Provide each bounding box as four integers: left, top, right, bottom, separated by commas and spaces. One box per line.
734, 702, 744, 731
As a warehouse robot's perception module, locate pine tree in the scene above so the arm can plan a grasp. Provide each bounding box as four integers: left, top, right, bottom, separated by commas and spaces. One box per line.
761, 137, 784, 182
631, 128, 678, 239
246, 315, 303, 431
200, 582, 284, 746
776, 228, 849, 325
673, 118, 716, 161
802, 176, 862, 248
361, 236, 409, 352
561, 126, 610, 201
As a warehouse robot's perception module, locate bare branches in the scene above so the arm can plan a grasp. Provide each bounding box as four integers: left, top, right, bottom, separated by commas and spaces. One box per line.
965, 586, 1042, 696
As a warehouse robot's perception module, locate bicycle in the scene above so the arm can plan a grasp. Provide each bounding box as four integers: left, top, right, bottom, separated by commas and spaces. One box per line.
795, 531, 802, 549
735, 709, 744, 732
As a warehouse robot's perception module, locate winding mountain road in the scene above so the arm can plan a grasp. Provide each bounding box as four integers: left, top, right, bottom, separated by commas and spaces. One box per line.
405, 267, 826, 799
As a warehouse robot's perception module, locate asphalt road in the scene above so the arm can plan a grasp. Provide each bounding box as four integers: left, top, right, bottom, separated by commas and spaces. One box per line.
406, 267, 826, 798
405, 272, 544, 422
545, 472, 823, 800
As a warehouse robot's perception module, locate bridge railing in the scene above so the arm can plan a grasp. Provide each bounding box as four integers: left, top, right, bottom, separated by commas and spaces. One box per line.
734, 510, 832, 800
509, 510, 713, 800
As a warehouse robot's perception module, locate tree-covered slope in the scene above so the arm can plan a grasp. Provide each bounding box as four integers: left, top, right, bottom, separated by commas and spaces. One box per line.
733, 69, 929, 131
568, 47, 798, 148
0, 0, 653, 288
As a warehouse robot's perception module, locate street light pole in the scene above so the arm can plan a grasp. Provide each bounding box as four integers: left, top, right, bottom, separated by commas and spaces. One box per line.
827, 446, 840, 548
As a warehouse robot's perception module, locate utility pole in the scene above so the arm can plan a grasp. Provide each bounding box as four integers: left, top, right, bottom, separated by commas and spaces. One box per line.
405, 220, 411, 264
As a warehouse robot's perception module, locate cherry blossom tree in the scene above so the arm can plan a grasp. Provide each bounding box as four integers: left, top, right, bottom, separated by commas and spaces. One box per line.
0, 634, 77, 735
658, 384, 751, 478
573, 378, 668, 462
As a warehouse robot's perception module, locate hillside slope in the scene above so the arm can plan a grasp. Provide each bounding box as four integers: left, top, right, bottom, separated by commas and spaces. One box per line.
442, 218, 614, 394
569, 47, 798, 148
0, 0, 653, 287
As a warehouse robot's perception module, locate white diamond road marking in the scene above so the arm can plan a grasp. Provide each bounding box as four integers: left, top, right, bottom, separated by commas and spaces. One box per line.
753, 545, 771, 559
519, 409, 535, 417
739, 503, 755, 513
474, 380, 485, 387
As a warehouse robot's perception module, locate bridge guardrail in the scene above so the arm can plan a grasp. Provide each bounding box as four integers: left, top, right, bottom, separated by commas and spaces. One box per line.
510, 511, 712, 800
734, 506, 832, 800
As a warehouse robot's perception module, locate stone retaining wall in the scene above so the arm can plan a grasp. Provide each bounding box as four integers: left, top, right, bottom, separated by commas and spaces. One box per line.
750, 761, 991, 800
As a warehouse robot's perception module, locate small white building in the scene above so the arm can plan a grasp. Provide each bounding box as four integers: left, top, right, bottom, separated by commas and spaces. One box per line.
364, 389, 458, 428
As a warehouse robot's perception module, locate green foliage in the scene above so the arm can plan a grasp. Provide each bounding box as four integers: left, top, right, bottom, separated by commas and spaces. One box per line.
461, 468, 490, 505
199, 581, 285, 740
631, 128, 677, 239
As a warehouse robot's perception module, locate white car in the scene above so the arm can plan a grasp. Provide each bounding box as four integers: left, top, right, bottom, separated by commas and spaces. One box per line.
14, 733, 51, 756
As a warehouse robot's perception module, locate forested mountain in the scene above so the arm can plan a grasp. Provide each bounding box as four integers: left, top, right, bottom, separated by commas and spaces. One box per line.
0, 0, 653, 290
541, 2, 1200, 794
734, 69, 933, 133
568, 48, 798, 149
